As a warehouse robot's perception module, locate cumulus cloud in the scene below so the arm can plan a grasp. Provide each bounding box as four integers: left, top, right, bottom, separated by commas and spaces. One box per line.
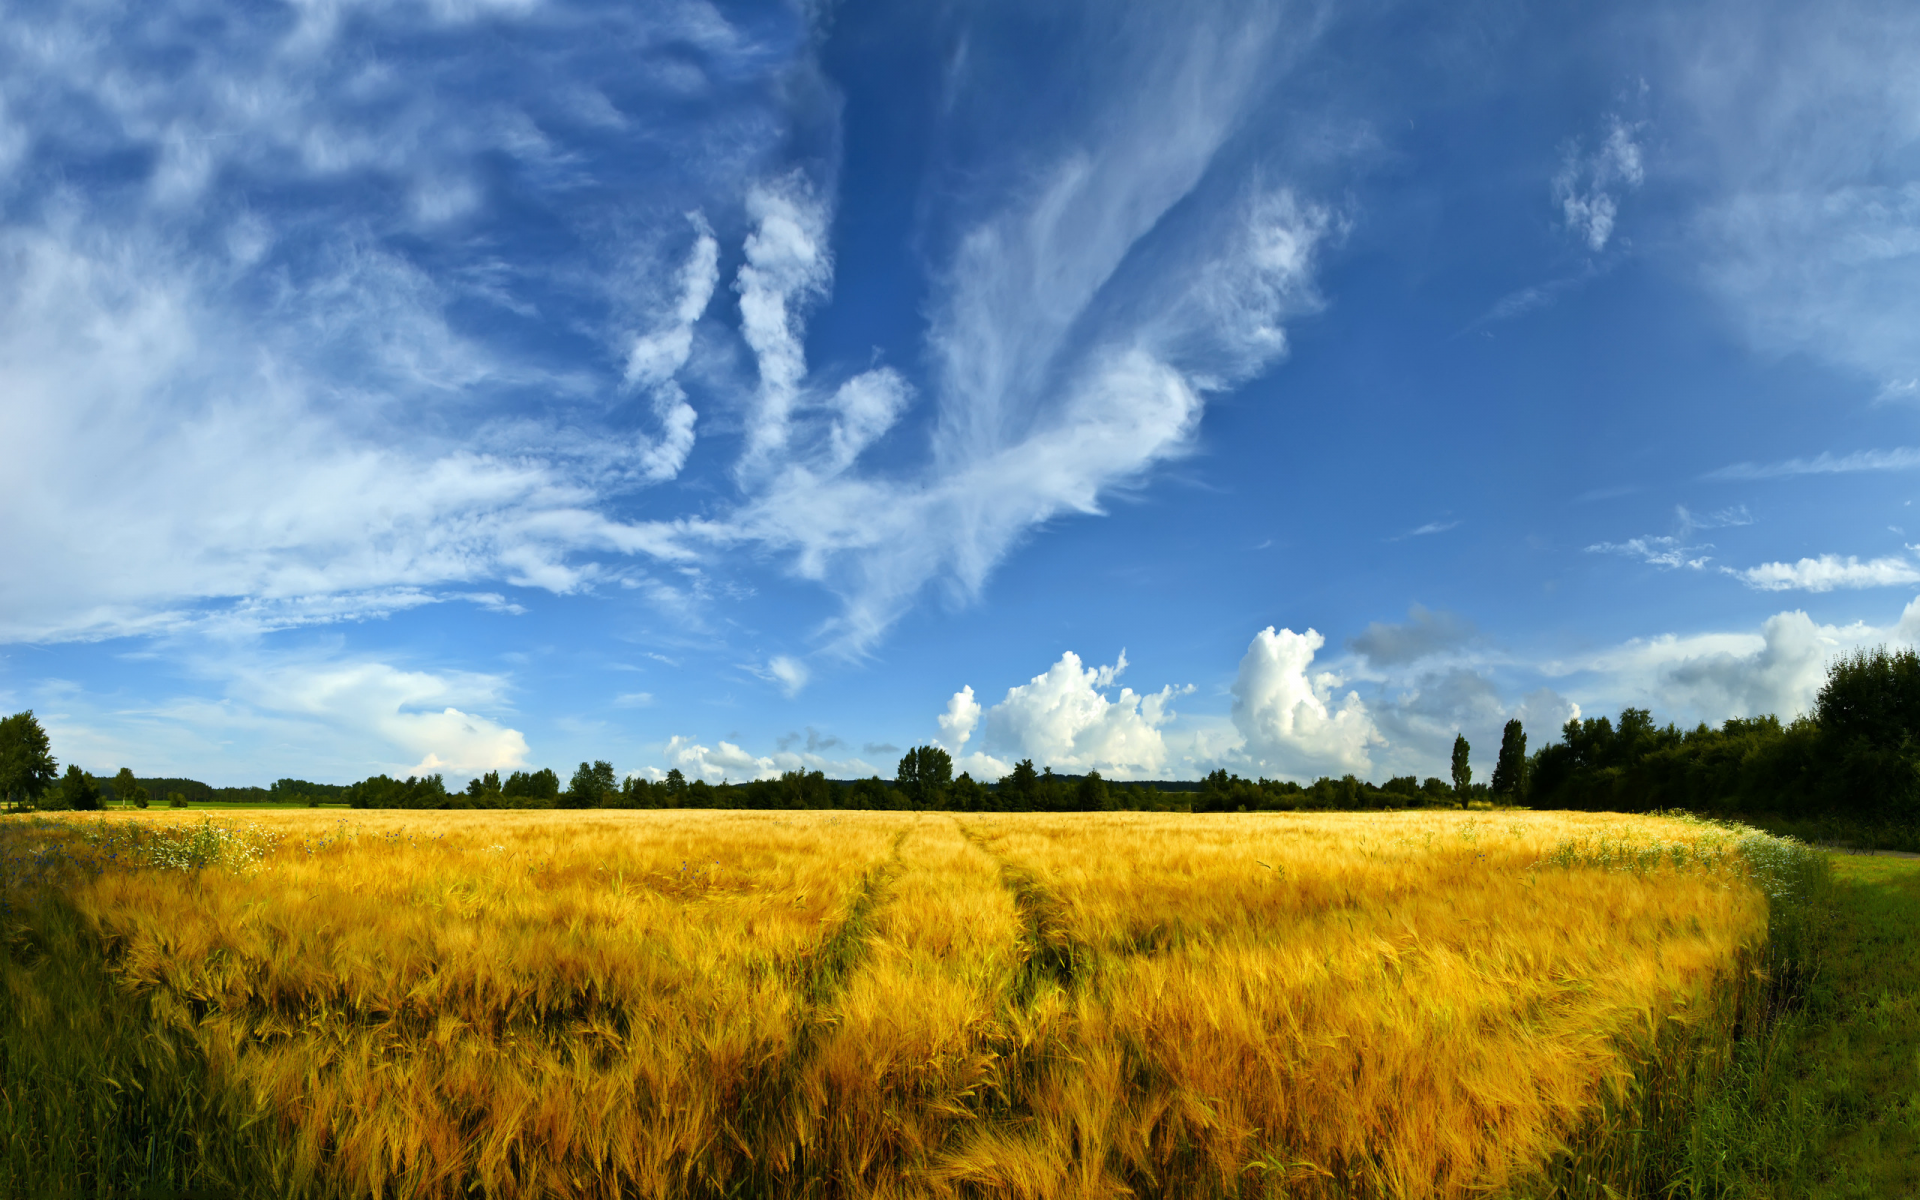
1348, 605, 1477, 666
1732, 554, 1920, 592
663, 735, 779, 783
658, 731, 881, 784
1553, 115, 1645, 252
1231, 627, 1382, 778
1653, 612, 1838, 722
937, 684, 981, 749
1545, 599, 1920, 726
947, 650, 1190, 780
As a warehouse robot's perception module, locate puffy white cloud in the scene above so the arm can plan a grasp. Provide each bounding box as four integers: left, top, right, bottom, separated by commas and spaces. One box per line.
663, 736, 779, 783
937, 684, 981, 749
1732, 554, 1920, 592
658, 732, 881, 784
1546, 602, 1920, 726
948, 651, 1189, 780
1652, 611, 1839, 722
231, 659, 529, 778
1230, 627, 1382, 778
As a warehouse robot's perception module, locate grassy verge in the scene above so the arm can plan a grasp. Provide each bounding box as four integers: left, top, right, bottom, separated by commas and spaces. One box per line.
1525, 834, 1920, 1199
1691, 851, 1920, 1198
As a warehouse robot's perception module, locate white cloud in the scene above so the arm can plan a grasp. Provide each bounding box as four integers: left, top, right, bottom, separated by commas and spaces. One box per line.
951, 650, 1190, 780
1732, 554, 1920, 592
663, 735, 779, 784
1648, 611, 1836, 722
658, 732, 880, 784
734, 175, 833, 481
1705, 446, 1920, 481
1587, 536, 1712, 570
230, 658, 529, 778
937, 684, 981, 749
0, 1, 781, 646
1230, 627, 1382, 779
625, 216, 720, 484
1676, 1, 1920, 396
33, 652, 531, 783
1553, 115, 1645, 252
1392, 519, 1460, 540
1540, 599, 1920, 727
767, 655, 810, 696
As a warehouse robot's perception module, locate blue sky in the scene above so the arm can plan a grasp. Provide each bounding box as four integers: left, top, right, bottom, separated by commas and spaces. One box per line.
5, 0, 1920, 786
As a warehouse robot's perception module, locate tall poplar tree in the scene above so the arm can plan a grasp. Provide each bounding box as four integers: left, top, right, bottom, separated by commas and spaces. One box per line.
1490, 720, 1528, 799
1451, 734, 1472, 797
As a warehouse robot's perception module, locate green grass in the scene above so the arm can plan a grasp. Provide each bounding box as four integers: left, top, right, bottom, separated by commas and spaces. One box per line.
1631, 851, 1920, 1198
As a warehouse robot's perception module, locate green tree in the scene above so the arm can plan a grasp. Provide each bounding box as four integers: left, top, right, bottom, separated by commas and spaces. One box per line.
1075, 769, 1110, 812
0, 709, 57, 811
466, 770, 504, 808
1000, 759, 1039, 811
1817, 646, 1920, 748
565, 760, 618, 808
1451, 734, 1472, 798
58, 764, 101, 812
110, 766, 146, 808
1490, 720, 1527, 800
894, 745, 953, 809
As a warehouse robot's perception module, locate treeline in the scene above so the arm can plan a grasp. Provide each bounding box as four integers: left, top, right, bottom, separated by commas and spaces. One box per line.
340, 750, 1470, 814
1528, 646, 1920, 823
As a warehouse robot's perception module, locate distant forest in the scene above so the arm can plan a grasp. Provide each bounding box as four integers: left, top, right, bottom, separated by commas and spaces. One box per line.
7, 647, 1920, 828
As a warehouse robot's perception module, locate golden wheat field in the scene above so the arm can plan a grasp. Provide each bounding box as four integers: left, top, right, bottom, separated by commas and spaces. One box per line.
8, 808, 1782, 1199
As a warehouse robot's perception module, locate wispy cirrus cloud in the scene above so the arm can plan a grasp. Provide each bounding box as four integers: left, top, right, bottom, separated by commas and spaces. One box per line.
1674, 0, 1920, 403
1705, 447, 1920, 481
1586, 505, 1752, 572
1587, 536, 1713, 570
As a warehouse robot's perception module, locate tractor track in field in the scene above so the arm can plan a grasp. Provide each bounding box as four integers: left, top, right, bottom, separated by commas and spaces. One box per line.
953, 820, 1095, 1002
